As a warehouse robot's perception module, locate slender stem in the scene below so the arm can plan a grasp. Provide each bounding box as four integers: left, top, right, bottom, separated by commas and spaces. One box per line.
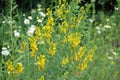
10, 0, 13, 40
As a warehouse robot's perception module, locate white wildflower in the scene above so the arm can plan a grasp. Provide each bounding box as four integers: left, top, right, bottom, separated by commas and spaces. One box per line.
2, 21, 5, 24
39, 12, 46, 17
24, 19, 30, 25
102, 28, 106, 31
114, 7, 119, 11
18, 26, 21, 29
96, 26, 101, 34
23, 14, 25, 16
112, 51, 117, 56
104, 25, 111, 29
28, 16, 32, 20
37, 19, 42, 23
96, 26, 100, 30
14, 30, 20, 37
98, 30, 101, 34
27, 25, 36, 36
107, 56, 113, 60
89, 19, 94, 23
1, 47, 9, 56
7, 45, 10, 49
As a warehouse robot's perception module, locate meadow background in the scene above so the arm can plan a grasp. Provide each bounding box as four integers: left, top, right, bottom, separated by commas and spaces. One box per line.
0, 0, 120, 80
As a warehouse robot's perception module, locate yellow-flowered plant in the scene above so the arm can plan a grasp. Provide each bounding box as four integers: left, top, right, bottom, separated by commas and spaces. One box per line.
48, 42, 57, 56
62, 56, 69, 67
29, 36, 38, 58
67, 32, 82, 50
6, 60, 24, 75
2, 0, 98, 79
36, 54, 46, 70
20, 41, 27, 51
38, 75, 44, 80
74, 47, 86, 61
60, 21, 69, 34
77, 46, 96, 71
6, 60, 15, 75
15, 63, 24, 74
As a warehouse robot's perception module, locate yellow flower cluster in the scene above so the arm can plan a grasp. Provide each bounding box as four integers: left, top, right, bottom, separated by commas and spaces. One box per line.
20, 41, 27, 51
6, 60, 24, 75
62, 56, 69, 67
57, 3, 69, 19
15, 63, 24, 74
38, 75, 44, 80
60, 21, 69, 34
6, 60, 15, 75
78, 46, 96, 71
36, 54, 46, 70
29, 36, 38, 57
74, 47, 86, 61
35, 27, 42, 37
48, 42, 57, 56
43, 8, 55, 43
67, 32, 82, 49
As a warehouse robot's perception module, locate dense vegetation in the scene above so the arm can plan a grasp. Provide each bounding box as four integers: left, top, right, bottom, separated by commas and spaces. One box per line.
0, 0, 120, 80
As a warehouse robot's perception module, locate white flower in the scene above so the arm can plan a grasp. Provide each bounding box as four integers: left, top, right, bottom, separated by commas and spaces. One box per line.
39, 12, 46, 17
107, 56, 113, 60
96, 26, 100, 30
28, 16, 32, 20
96, 26, 101, 34
89, 19, 94, 23
27, 25, 36, 36
2, 21, 5, 24
102, 28, 106, 31
1, 47, 9, 56
112, 52, 117, 56
23, 14, 25, 16
114, 7, 119, 11
14, 30, 20, 37
104, 25, 111, 29
24, 19, 30, 25
37, 19, 42, 23
98, 30, 101, 34
7, 45, 10, 49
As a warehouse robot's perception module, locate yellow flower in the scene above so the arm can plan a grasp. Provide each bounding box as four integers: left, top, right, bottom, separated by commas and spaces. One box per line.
113, 71, 118, 78
111, 61, 115, 65
48, 43, 56, 56
21, 41, 27, 51
60, 27, 67, 33
58, 0, 61, 5
38, 75, 44, 80
46, 8, 52, 16
42, 25, 51, 33
78, 61, 87, 71
62, 56, 69, 67
43, 32, 52, 39
29, 36, 38, 57
67, 33, 82, 49
62, 36, 67, 46
57, 9, 63, 17
60, 21, 68, 33
6, 60, 14, 75
15, 63, 24, 74
87, 46, 96, 62
35, 27, 41, 37
47, 17, 54, 26
74, 47, 86, 61
37, 54, 46, 70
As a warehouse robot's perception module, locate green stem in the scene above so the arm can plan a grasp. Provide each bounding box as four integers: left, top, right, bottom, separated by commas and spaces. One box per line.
10, 0, 13, 38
